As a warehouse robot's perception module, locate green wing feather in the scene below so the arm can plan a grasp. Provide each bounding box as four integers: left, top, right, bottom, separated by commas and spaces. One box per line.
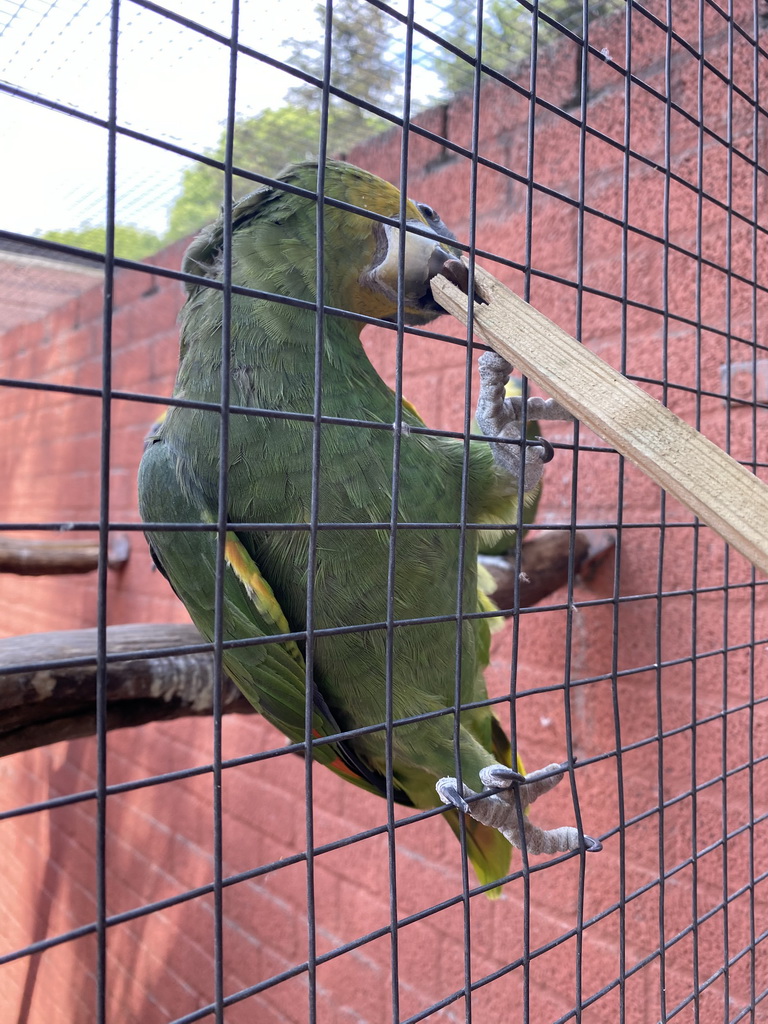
139, 436, 413, 806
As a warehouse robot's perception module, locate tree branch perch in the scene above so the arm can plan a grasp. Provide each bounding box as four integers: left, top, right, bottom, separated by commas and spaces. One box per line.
0, 535, 131, 575
0, 623, 254, 757
0, 532, 611, 757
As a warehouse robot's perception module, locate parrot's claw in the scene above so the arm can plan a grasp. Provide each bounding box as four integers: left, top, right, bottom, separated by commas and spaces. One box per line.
534, 436, 555, 463
476, 351, 571, 493
436, 761, 601, 858
436, 257, 487, 305
436, 779, 471, 814
479, 765, 526, 786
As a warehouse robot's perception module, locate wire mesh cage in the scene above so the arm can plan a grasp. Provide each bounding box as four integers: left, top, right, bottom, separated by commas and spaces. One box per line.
1, 1, 767, 1022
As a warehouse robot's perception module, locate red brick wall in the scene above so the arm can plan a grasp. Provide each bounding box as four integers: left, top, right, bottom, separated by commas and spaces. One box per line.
2, 5, 767, 1021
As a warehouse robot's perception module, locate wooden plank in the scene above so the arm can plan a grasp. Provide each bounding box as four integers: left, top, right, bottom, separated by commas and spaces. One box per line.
432, 263, 768, 575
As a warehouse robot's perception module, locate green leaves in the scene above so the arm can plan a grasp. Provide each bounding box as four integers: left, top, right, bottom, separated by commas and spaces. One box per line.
428, 0, 625, 96
41, 223, 163, 260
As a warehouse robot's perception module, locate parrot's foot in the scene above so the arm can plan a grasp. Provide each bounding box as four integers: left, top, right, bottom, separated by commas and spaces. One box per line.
476, 352, 573, 493
436, 762, 602, 857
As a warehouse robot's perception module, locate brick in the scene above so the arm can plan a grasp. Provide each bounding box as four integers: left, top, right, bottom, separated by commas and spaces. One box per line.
224, 995, 298, 1024
314, 935, 391, 1023
111, 264, 158, 311
223, 878, 304, 962
0, 933, 97, 1022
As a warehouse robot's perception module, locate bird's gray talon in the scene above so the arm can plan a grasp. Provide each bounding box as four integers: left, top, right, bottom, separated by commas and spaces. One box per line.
485, 766, 526, 785
435, 762, 597, 859
437, 257, 469, 295
534, 436, 555, 463
439, 783, 470, 814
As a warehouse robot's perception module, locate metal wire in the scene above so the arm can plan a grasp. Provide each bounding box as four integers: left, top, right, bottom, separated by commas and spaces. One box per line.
303, 6, 335, 1015
93, 5, 120, 1018
2, 1, 768, 1022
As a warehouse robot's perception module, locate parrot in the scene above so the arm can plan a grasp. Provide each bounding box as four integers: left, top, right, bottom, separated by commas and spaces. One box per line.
138, 160, 600, 893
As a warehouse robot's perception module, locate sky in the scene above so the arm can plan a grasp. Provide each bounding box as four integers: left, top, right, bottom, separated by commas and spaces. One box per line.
0, 0, 336, 237
0, 0, 446, 241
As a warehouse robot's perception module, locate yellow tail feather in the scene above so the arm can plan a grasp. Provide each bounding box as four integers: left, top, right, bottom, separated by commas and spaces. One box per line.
444, 808, 512, 898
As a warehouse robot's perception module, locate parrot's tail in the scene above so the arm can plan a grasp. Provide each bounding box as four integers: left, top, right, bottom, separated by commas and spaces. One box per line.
443, 809, 513, 899
443, 721, 522, 898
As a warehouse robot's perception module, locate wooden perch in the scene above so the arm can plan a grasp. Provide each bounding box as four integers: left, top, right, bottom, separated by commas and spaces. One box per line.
432, 264, 768, 576
0, 531, 594, 756
0, 623, 254, 757
0, 534, 131, 575
481, 530, 591, 609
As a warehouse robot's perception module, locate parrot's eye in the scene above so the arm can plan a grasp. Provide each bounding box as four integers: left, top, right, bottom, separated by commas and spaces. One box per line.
417, 203, 438, 223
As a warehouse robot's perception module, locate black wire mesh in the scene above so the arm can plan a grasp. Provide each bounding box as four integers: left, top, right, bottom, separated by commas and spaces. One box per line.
1, 1, 768, 1022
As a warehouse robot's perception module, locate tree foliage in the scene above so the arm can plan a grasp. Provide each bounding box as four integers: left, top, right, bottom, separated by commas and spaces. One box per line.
284, 0, 402, 141
429, 0, 625, 96
161, 0, 627, 244
40, 3, 629, 251
166, 106, 324, 242
165, 0, 403, 243
42, 223, 163, 260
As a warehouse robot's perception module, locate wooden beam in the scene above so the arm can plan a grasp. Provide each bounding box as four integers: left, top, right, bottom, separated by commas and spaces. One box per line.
0, 623, 254, 756
480, 530, 592, 610
432, 264, 768, 575
0, 526, 601, 756
0, 535, 130, 575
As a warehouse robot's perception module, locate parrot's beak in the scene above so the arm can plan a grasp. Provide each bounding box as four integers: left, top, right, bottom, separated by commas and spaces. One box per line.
364, 221, 465, 325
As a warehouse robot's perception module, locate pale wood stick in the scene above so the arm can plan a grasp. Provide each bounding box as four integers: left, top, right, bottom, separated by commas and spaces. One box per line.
432, 263, 768, 575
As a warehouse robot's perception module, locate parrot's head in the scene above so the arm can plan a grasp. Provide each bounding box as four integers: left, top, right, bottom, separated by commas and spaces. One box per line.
320, 161, 466, 326
193, 161, 467, 327
280, 161, 466, 325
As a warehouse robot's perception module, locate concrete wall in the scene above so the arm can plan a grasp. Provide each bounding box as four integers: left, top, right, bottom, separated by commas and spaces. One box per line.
1, 3, 767, 1021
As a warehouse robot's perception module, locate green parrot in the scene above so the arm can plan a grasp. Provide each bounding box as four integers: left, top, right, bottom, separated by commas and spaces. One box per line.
139, 160, 599, 893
